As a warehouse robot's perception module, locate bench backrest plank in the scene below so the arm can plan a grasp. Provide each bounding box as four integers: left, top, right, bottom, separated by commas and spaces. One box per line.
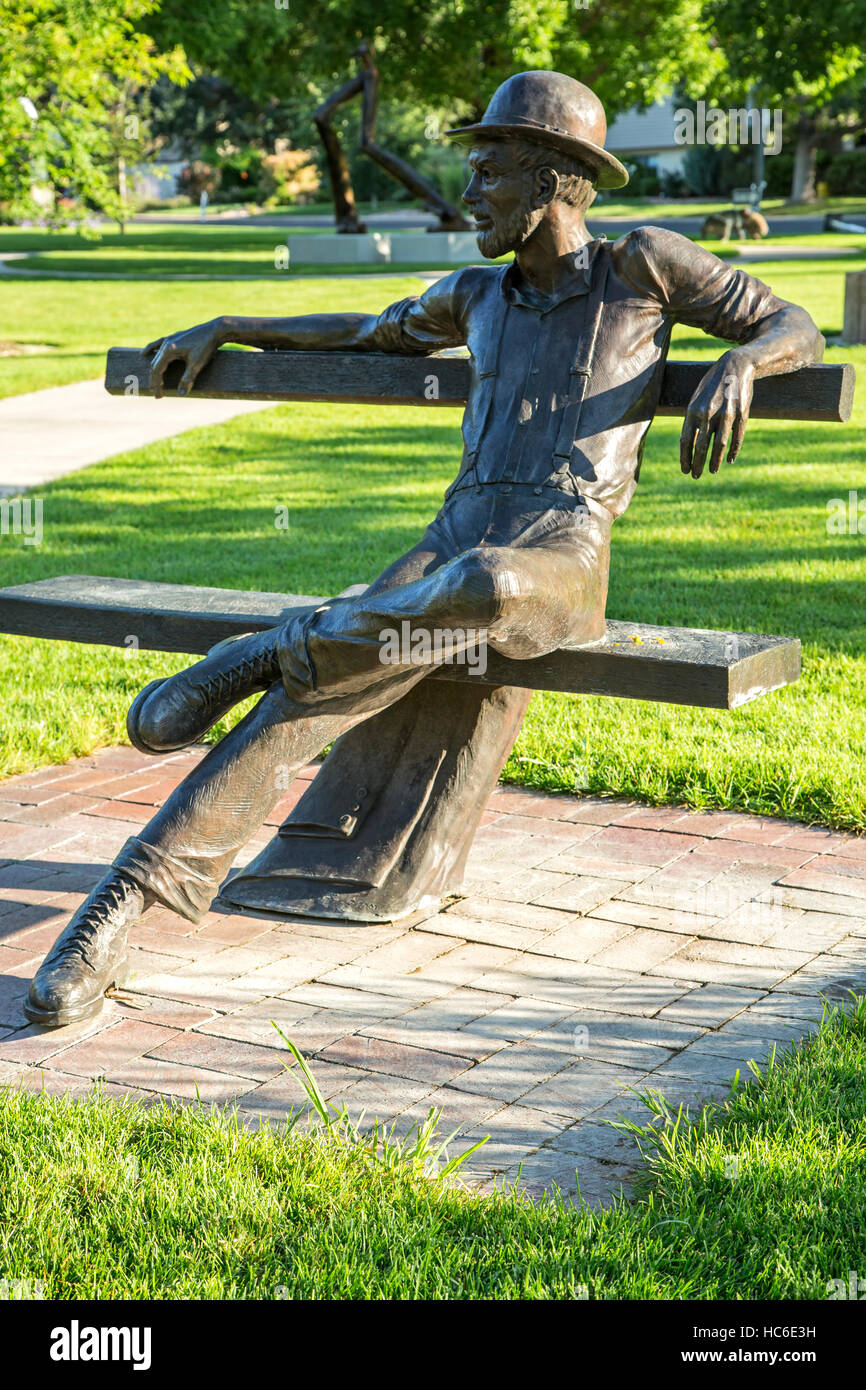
105, 348, 855, 422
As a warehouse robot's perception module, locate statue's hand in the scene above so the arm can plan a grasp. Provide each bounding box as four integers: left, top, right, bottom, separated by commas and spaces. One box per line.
679, 352, 756, 479
144, 320, 222, 399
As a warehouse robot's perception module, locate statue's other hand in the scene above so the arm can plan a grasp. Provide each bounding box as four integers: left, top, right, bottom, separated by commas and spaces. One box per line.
679, 353, 756, 479
144, 321, 222, 399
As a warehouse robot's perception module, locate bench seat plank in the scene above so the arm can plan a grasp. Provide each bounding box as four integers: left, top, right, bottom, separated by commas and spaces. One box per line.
0, 575, 800, 710
105, 348, 855, 422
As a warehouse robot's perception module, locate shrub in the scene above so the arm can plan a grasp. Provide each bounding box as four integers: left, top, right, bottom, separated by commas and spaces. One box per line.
213, 148, 271, 202
682, 144, 749, 196
824, 149, 866, 196
622, 157, 661, 197
259, 147, 320, 206
659, 167, 691, 198
178, 162, 222, 201
760, 152, 794, 198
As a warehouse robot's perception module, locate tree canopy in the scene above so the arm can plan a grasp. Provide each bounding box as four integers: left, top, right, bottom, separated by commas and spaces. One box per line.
702, 0, 866, 199
1, 0, 187, 224
5, 0, 863, 217
148, 0, 719, 124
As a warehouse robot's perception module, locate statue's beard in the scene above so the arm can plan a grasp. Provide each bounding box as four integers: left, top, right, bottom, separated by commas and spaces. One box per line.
475, 202, 543, 259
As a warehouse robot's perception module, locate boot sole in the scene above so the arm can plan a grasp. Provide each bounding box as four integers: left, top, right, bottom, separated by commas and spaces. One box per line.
23, 955, 131, 1030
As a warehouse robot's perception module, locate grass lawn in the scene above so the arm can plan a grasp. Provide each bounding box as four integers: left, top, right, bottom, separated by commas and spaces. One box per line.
594, 194, 866, 220
0, 241, 817, 278
4, 222, 865, 282
0, 271, 426, 397
133, 196, 411, 219
0, 999, 863, 1299
78, 192, 866, 221
0, 223, 503, 285
1, 252, 864, 828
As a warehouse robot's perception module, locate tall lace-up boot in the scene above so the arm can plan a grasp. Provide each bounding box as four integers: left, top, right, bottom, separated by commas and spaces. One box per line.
25, 872, 152, 1028
127, 630, 282, 754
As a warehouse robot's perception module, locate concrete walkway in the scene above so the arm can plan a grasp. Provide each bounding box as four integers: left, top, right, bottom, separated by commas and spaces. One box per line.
0, 378, 276, 493
0, 746, 863, 1204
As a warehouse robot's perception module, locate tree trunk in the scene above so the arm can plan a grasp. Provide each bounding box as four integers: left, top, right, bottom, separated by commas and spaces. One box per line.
790, 114, 817, 203
117, 153, 127, 235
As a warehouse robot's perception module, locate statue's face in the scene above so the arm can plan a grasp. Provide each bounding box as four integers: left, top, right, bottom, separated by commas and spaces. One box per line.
462, 141, 544, 259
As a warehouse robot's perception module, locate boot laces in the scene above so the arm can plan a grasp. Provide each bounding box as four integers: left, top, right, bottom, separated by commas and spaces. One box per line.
190, 647, 276, 708
52, 878, 135, 969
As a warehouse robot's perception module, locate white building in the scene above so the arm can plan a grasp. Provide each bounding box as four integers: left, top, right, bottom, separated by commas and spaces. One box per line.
605, 96, 686, 178
132, 160, 186, 201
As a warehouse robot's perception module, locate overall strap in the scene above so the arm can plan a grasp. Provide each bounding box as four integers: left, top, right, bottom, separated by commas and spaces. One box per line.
546, 241, 611, 486
444, 287, 511, 500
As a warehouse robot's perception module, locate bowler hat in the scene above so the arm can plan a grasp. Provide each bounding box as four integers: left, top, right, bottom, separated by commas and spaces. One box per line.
446, 71, 629, 190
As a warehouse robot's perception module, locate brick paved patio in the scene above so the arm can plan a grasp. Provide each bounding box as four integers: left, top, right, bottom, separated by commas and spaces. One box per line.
1, 744, 864, 1205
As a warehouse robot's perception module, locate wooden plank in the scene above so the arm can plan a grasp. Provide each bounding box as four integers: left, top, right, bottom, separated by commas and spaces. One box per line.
0, 575, 324, 657
656, 359, 855, 422
105, 348, 471, 409
843, 269, 866, 346
0, 575, 800, 710
105, 348, 855, 422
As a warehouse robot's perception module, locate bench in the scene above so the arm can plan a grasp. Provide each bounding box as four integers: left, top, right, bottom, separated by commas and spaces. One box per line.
105, 346, 854, 421
731, 182, 766, 210
0, 346, 854, 922
0, 573, 802, 710
3, 347, 855, 708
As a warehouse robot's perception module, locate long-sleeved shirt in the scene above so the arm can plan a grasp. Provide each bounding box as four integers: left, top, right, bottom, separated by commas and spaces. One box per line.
362, 228, 784, 518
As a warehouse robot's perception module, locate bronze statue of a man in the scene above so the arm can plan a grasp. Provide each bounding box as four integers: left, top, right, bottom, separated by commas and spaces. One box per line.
26, 72, 822, 1028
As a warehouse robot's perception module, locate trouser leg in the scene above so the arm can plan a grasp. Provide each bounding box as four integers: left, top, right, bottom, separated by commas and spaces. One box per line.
112, 537, 457, 919
111, 551, 501, 920
277, 536, 607, 713
114, 682, 355, 920
115, 530, 606, 920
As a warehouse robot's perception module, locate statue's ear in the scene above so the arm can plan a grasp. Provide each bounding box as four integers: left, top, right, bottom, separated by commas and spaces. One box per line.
534, 165, 559, 208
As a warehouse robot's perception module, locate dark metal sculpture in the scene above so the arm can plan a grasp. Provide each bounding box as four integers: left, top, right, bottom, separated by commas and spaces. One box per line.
701, 208, 769, 241
26, 70, 823, 1029
313, 40, 471, 232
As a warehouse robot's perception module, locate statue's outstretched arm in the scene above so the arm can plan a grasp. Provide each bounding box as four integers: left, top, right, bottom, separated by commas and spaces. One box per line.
144, 313, 383, 397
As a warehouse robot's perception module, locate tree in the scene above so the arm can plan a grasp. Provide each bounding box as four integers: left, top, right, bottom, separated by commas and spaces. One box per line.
0, 0, 188, 228
702, 0, 866, 202
147, 0, 719, 127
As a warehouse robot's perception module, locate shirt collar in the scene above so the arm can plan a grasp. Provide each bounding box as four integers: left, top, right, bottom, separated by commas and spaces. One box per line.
500, 236, 605, 312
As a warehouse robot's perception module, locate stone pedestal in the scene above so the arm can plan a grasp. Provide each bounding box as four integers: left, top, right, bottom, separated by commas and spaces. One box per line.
287, 233, 391, 265
389, 231, 481, 265
842, 270, 866, 344
285, 230, 481, 267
